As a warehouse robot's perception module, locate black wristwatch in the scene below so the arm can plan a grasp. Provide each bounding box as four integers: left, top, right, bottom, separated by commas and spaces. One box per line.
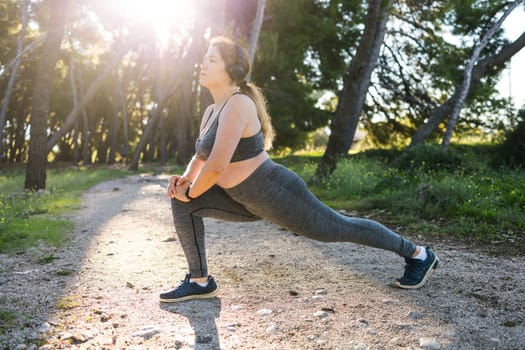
185, 186, 197, 200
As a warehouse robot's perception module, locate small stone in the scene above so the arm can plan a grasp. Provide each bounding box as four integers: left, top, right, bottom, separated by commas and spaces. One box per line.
321, 307, 335, 313
419, 337, 441, 349
367, 330, 378, 335
196, 335, 212, 344
314, 289, 327, 295
226, 324, 237, 332
397, 323, 413, 331
126, 282, 135, 289
350, 340, 371, 350
266, 324, 278, 333
61, 331, 88, 344
100, 312, 111, 322
256, 308, 273, 316
230, 305, 242, 311
407, 310, 424, 320
38, 322, 51, 333
132, 325, 159, 339
313, 311, 328, 318
38, 345, 53, 350
60, 332, 73, 340
359, 319, 369, 326
15, 344, 27, 350
389, 337, 401, 345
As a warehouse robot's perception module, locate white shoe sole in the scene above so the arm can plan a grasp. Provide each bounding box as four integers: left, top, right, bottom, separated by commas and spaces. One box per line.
395, 255, 439, 290
159, 286, 219, 303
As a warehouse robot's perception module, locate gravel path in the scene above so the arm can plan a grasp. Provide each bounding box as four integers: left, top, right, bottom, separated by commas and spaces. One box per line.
1, 174, 524, 349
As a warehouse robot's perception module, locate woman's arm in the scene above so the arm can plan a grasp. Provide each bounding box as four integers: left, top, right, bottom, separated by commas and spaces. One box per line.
167, 155, 205, 200
167, 105, 214, 199
182, 155, 205, 182
186, 95, 254, 199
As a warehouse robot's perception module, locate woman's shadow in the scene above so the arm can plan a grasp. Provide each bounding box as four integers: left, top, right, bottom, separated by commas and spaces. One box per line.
160, 298, 222, 349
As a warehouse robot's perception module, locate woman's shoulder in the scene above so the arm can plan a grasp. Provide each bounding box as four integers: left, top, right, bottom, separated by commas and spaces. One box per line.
228, 93, 256, 112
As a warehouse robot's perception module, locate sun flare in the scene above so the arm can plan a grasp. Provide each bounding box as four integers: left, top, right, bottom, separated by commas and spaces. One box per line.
111, 0, 196, 47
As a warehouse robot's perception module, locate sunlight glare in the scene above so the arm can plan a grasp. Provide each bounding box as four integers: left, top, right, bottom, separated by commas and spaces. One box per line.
112, 0, 195, 48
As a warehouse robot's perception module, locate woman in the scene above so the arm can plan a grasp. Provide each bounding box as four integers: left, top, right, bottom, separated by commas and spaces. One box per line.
161, 36, 438, 303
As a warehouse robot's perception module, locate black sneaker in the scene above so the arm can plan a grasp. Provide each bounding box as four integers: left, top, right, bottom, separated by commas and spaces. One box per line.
395, 247, 439, 289
160, 274, 219, 303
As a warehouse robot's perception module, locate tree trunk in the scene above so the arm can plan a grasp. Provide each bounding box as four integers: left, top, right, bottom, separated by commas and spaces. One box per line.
107, 79, 119, 164
129, 82, 181, 170
410, 29, 525, 146
313, 0, 392, 181
11, 94, 28, 163
174, 76, 195, 164
441, 0, 521, 148
0, 35, 46, 79
69, 52, 80, 164
72, 119, 80, 163
117, 77, 129, 162
81, 107, 90, 164
246, 0, 266, 82
0, 0, 30, 163
158, 111, 168, 165
25, 0, 68, 191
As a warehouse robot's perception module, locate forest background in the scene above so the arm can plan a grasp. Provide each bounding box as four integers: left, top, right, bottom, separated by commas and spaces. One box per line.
1, 0, 525, 253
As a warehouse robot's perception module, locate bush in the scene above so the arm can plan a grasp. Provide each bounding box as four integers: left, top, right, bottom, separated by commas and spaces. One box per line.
392, 144, 463, 173
497, 108, 525, 168
285, 145, 525, 243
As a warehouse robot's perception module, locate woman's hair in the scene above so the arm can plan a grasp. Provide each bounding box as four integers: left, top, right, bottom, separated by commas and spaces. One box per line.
209, 36, 274, 149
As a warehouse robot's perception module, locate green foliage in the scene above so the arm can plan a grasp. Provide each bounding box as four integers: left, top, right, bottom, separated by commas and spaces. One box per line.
496, 108, 525, 168
368, 0, 516, 146
253, 0, 364, 150
0, 307, 15, 333
286, 144, 525, 242
0, 167, 126, 253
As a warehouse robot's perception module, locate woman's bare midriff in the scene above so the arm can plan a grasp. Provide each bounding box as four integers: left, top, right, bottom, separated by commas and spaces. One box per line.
216, 151, 270, 189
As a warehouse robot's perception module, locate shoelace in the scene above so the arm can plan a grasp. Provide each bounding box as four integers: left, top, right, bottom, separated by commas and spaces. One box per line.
403, 259, 426, 278
175, 274, 192, 290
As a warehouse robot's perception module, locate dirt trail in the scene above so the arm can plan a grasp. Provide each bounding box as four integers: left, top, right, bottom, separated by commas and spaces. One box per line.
1, 174, 524, 349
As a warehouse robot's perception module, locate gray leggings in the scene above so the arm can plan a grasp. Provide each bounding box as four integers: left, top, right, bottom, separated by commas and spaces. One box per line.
171, 159, 417, 277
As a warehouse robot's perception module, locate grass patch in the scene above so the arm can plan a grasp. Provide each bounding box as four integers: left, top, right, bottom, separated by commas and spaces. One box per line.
285, 144, 525, 245
0, 166, 127, 253
0, 308, 15, 333
55, 295, 79, 310
38, 254, 59, 264
56, 269, 74, 276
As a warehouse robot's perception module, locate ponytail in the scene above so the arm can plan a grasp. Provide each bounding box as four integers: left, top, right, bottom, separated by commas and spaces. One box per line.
238, 80, 274, 150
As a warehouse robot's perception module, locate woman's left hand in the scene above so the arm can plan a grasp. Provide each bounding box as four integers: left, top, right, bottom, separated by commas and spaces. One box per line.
173, 181, 191, 202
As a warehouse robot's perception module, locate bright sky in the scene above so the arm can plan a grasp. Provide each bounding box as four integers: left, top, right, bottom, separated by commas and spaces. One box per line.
497, 7, 525, 108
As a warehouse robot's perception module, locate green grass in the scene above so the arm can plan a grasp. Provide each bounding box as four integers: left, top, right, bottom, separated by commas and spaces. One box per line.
1, 144, 523, 254
0, 166, 127, 253
283, 144, 525, 244
0, 307, 15, 333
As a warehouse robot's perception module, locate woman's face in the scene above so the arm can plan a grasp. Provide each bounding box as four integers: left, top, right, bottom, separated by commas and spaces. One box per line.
199, 45, 231, 89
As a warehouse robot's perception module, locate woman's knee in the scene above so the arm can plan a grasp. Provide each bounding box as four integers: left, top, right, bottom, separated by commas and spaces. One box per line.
171, 198, 192, 215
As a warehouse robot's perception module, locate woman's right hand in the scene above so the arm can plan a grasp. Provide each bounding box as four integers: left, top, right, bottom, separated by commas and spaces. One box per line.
167, 175, 191, 198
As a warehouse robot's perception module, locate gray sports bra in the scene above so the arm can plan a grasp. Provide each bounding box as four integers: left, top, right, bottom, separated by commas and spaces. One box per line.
195, 93, 265, 163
